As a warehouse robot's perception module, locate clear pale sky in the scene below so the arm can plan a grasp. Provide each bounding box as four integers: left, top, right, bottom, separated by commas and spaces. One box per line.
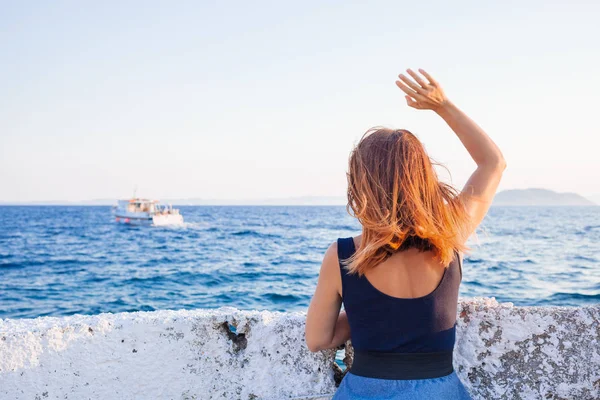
1, 1, 599, 202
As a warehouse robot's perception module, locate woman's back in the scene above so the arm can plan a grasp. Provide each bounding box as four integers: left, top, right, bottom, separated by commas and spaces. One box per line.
361, 240, 457, 300
305, 68, 505, 399
338, 236, 462, 353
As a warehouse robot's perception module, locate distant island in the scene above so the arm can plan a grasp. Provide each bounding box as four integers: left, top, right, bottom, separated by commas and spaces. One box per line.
493, 189, 596, 206
1, 190, 596, 206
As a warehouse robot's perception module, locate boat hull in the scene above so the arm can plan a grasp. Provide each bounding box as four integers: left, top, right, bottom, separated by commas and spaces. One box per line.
152, 214, 184, 226
114, 213, 184, 226
114, 214, 153, 225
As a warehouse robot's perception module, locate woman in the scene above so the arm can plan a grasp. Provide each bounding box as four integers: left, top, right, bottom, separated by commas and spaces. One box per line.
305, 69, 505, 399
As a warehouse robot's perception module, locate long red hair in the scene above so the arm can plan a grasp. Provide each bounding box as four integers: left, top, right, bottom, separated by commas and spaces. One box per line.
345, 127, 469, 275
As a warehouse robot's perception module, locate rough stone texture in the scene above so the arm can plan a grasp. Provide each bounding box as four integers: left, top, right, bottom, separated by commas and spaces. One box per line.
0, 298, 598, 399
454, 298, 600, 399
0, 307, 335, 400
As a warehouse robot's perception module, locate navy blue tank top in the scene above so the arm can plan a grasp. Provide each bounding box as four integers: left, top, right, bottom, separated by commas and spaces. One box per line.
337, 237, 463, 353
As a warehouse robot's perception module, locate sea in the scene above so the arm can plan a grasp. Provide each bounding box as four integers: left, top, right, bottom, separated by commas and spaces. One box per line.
0, 206, 598, 320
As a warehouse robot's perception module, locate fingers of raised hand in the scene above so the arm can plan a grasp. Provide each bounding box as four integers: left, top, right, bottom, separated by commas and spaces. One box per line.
395, 80, 427, 101
398, 74, 425, 94
418, 69, 438, 86
405, 95, 421, 109
406, 69, 428, 88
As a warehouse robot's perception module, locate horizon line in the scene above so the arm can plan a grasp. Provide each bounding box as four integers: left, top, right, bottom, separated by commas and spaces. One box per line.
0, 189, 597, 207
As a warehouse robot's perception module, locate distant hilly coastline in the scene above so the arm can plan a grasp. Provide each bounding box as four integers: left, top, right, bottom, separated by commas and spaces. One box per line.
1, 189, 596, 206
493, 189, 596, 206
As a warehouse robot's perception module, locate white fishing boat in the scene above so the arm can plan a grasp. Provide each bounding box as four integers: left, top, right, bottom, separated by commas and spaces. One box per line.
113, 198, 183, 226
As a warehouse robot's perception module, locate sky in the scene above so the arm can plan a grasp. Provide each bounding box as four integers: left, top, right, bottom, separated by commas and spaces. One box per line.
1, 0, 599, 203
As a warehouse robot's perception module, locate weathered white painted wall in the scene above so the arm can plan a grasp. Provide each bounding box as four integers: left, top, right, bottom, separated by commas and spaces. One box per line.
0, 298, 598, 400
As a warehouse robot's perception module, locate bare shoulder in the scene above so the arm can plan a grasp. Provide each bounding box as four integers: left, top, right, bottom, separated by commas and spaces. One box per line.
318, 241, 342, 296
321, 241, 339, 273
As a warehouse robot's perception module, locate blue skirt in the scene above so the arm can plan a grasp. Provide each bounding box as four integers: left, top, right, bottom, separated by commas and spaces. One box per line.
333, 371, 473, 400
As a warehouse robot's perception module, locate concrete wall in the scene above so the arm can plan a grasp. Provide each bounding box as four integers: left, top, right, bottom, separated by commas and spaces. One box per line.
0, 298, 598, 399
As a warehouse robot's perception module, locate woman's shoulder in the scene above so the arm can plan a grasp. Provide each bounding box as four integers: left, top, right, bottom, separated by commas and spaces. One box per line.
316, 241, 343, 297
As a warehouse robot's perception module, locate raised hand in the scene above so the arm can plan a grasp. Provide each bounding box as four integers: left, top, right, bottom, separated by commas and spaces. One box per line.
395, 69, 449, 112
395, 69, 506, 243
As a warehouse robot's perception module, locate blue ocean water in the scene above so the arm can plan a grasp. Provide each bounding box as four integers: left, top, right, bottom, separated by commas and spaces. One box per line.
0, 206, 598, 320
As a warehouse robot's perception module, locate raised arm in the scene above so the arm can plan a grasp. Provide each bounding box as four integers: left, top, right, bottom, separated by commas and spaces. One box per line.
395, 68, 506, 241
